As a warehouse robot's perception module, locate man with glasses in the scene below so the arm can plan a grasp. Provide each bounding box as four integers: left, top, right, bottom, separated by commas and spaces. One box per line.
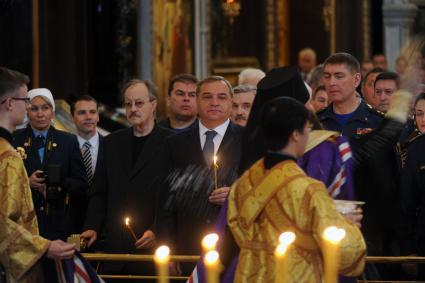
0, 75, 76, 282
81, 79, 173, 278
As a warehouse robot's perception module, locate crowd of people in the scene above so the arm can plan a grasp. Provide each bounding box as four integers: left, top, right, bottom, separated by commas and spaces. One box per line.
1, 47, 425, 283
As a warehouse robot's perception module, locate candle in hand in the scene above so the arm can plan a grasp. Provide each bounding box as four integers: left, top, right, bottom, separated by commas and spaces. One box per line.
154, 245, 170, 283
202, 233, 219, 253
213, 155, 219, 191
275, 232, 296, 283
124, 217, 138, 242
322, 226, 346, 283
204, 250, 220, 283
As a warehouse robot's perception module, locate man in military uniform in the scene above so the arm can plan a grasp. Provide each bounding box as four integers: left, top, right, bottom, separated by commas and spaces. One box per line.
317, 52, 383, 139
318, 52, 411, 280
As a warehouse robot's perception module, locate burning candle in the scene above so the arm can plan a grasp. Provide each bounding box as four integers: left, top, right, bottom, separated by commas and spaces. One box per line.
202, 233, 219, 253
275, 232, 296, 283
154, 245, 170, 283
213, 155, 219, 191
322, 226, 346, 283
204, 250, 220, 283
124, 217, 138, 242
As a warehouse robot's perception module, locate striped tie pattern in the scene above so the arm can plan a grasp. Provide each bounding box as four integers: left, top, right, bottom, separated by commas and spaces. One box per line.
82, 141, 93, 186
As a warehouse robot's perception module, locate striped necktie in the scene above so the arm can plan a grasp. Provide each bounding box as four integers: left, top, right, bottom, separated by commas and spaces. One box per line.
82, 141, 93, 185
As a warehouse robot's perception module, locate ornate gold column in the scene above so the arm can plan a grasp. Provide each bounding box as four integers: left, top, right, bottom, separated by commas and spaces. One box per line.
265, 0, 276, 70
32, 0, 40, 87
276, 0, 290, 66
362, 0, 371, 60
323, 0, 336, 54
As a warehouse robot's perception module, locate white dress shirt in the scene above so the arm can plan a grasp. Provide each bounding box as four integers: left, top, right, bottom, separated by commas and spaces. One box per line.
198, 119, 230, 155
77, 132, 100, 172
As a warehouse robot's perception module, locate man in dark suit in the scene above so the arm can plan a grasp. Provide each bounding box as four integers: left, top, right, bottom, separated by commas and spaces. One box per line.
71, 95, 104, 236
157, 76, 243, 275
13, 88, 88, 283
81, 79, 173, 277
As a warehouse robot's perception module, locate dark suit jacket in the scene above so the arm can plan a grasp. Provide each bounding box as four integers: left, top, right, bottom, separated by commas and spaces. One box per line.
157, 121, 243, 270
13, 125, 88, 240
84, 125, 173, 258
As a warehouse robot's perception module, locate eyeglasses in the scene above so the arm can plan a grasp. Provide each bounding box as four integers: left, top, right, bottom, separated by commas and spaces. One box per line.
123, 100, 152, 109
0, 97, 31, 104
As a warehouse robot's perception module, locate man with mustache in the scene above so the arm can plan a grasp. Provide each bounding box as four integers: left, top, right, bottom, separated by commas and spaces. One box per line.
81, 79, 173, 278
230, 84, 256, 127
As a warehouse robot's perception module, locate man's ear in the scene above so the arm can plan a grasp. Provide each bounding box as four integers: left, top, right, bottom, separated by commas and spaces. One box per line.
291, 130, 300, 143
354, 72, 362, 88
165, 95, 171, 108
151, 100, 157, 113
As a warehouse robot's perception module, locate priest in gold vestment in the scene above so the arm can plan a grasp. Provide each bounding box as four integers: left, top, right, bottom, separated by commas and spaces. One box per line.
228, 97, 366, 283
0, 67, 75, 283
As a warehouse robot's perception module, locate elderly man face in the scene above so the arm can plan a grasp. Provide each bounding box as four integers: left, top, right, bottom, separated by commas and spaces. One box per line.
123, 82, 157, 127
231, 88, 255, 127
299, 53, 316, 74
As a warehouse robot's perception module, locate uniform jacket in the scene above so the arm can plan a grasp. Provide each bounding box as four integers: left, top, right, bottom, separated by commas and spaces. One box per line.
13, 126, 88, 240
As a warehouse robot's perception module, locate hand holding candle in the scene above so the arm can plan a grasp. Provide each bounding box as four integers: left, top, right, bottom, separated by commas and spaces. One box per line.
124, 217, 138, 242
275, 232, 296, 283
322, 226, 346, 283
154, 245, 170, 283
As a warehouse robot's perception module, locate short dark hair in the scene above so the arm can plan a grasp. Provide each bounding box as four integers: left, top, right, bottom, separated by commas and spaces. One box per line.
363, 67, 385, 85
261, 97, 309, 151
0, 67, 29, 99
323, 52, 360, 74
374, 72, 400, 88
121, 79, 158, 101
196, 76, 233, 97
415, 92, 425, 106
70, 95, 98, 115
167, 74, 198, 96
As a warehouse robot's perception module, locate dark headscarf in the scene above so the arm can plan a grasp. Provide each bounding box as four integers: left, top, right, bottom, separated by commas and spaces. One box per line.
239, 66, 310, 173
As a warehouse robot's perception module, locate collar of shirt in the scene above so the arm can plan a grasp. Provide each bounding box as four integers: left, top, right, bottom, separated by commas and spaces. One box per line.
77, 132, 99, 149
32, 128, 48, 139
198, 119, 230, 154
199, 119, 229, 137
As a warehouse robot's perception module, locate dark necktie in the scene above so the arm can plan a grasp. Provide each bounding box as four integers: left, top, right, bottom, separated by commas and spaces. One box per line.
34, 135, 45, 162
203, 130, 217, 164
33, 135, 45, 150
82, 141, 93, 185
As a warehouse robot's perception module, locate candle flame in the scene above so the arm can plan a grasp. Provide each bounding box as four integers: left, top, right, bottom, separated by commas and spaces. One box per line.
323, 226, 346, 244
202, 233, 219, 251
278, 232, 296, 246
154, 245, 170, 262
213, 155, 218, 164
125, 217, 130, 226
204, 250, 219, 264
